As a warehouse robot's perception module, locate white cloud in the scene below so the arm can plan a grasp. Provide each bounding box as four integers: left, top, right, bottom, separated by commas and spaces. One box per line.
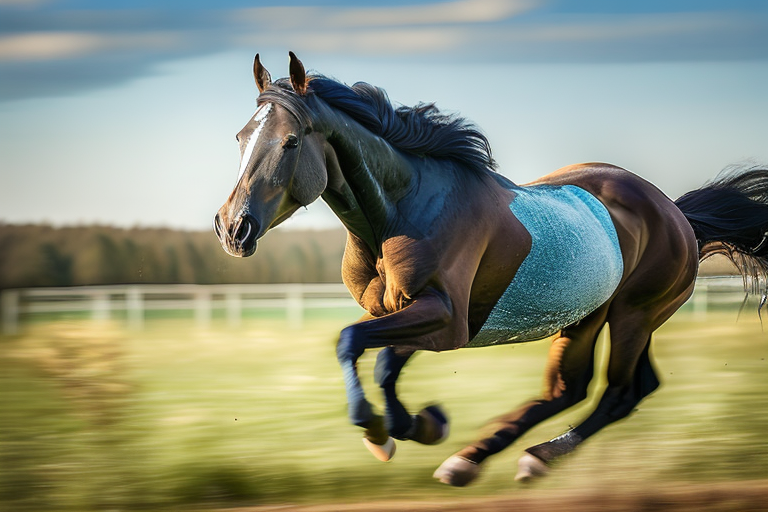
336, 0, 539, 26
310, 27, 466, 54
498, 12, 750, 43
233, 0, 540, 28
1, 1, 764, 102
0, 31, 184, 61
0, 32, 101, 61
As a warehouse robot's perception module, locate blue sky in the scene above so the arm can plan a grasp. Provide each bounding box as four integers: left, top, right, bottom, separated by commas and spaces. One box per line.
1, 0, 767, 230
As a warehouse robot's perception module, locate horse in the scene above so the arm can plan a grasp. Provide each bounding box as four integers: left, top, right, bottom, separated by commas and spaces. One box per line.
214, 52, 768, 486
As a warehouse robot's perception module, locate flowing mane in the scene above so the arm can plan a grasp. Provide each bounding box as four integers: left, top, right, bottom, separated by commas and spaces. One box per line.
258, 76, 497, 177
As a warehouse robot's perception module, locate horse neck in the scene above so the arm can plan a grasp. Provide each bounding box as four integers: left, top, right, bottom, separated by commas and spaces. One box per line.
316, 104, 414, 246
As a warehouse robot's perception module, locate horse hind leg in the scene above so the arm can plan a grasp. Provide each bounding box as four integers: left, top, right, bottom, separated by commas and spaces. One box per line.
434, 307, 608, 486
521, 322, 660, 480
518, 228, 696, 481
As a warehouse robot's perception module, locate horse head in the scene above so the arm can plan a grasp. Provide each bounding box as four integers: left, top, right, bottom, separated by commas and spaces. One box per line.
214, 52, 327, 257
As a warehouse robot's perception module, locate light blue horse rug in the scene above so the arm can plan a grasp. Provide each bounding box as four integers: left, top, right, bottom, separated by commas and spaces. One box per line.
470, 184, 624, 347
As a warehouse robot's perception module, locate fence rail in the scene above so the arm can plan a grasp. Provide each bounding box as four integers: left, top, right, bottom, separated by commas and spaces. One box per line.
0, 277, 756, 336
1, 283, 360, 335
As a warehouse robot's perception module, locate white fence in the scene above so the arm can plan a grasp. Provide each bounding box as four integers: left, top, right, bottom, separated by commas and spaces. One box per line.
0, 283, 360, 335
0, 277, 756, 336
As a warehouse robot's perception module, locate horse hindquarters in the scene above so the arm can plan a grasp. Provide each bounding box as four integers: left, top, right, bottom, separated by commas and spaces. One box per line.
536, 166, 768, 472
439, 165, 701, 486
516, 178, 700, 472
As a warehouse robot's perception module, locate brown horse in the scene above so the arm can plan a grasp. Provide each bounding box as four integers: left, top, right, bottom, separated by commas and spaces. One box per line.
214, 52, 768, 486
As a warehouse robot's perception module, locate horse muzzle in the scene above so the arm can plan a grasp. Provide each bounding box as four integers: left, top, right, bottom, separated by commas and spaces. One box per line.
214, 211, 260, 257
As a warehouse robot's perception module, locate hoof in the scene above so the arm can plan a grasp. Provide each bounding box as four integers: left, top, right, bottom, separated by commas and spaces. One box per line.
514, 453, 550, 483
433, 455, 481, 487
411, 405, 449, 445
363, 436, 396, 462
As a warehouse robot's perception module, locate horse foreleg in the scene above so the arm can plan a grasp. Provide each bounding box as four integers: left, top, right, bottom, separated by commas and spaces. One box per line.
374, 347, 415, 439
336, 288, 453, 459
375, 348, 449, 443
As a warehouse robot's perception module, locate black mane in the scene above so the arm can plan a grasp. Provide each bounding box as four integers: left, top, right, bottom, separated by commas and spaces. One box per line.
258, 76, 497, 177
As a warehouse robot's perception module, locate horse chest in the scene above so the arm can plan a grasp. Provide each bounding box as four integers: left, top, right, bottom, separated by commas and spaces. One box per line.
469, 185, 624, 347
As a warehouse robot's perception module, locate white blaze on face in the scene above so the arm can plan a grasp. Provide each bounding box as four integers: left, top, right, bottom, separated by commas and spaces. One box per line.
237, 103, 273, 182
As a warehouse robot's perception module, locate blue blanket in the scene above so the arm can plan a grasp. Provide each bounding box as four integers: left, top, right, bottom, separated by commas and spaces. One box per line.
469, 184, 623, 346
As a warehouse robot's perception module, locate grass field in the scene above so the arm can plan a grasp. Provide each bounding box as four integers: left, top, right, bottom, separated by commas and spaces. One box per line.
1, 303, 766, 511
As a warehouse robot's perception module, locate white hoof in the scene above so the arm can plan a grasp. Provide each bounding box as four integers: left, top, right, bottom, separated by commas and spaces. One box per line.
433, 455, 481, 487
514, 453, 550, 483
363, 436, 396, 462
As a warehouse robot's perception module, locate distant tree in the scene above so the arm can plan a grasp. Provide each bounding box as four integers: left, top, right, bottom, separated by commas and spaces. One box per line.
0, 224, 347, 290
39, 243, 73, 286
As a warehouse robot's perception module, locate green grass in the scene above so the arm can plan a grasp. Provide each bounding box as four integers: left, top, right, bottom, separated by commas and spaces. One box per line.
1, 306, 766, 511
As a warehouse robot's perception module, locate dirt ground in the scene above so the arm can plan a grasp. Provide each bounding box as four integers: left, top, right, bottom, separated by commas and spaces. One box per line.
219, 480, 768, 512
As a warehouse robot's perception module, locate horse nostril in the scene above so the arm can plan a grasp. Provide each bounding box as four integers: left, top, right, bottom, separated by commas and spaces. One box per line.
233, 213, 259, 247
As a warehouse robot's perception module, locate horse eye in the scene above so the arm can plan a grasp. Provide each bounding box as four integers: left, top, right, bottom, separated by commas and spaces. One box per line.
283, 134, 299, 148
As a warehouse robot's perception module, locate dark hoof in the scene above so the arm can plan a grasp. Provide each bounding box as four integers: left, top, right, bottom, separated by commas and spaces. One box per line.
411, 404, 449, 445
362, 414, 389, 446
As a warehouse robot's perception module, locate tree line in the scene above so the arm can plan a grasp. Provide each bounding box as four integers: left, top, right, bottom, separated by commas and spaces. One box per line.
0, 223, 348, 290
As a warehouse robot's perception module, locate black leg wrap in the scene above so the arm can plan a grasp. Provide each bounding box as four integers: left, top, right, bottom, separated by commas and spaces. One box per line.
362, 414, 390, 446
384, 387, 414, 440
374, 348, 415, 439
526, 430, 583, 464
409, 405, 449, 445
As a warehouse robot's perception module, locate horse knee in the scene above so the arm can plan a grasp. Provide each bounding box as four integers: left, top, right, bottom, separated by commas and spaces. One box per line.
336, 326, 365, 362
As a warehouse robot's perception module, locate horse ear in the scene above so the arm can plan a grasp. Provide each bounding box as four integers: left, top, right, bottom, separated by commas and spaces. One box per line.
288, 51, 307, 96
253, 54, 271, 93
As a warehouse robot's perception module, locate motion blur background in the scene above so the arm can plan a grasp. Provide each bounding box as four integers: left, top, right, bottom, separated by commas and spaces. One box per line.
1, 1, 767, 510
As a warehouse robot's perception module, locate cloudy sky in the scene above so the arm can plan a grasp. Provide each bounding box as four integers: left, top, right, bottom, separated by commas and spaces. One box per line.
1, 0, 767, 230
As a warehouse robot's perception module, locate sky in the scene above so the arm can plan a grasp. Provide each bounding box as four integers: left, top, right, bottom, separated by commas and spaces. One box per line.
1, 0, 767, 231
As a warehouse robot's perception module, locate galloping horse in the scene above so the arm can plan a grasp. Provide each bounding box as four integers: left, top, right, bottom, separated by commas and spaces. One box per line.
214, 52, 768, 486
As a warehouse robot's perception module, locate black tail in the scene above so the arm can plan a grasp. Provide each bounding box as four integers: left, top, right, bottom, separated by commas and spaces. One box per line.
675, 165, 768, 297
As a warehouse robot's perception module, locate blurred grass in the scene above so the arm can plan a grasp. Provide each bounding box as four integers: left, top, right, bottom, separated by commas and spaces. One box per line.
0, 304, 766, 511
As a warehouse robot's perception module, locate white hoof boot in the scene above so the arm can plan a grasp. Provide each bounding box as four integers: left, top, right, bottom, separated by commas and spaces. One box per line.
514, 453, 550, 483
433, 455, 481, 487
363, 436, 396, 462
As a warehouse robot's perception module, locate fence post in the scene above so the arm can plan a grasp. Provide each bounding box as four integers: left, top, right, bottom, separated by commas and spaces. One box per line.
92, 290, 110, 321
693, 281, 708, 321
226, 290, 242, 328
194, 288, 212, 330
126, 286, 144, 330
1, 289, 19, 335
286, 285, 303, 330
